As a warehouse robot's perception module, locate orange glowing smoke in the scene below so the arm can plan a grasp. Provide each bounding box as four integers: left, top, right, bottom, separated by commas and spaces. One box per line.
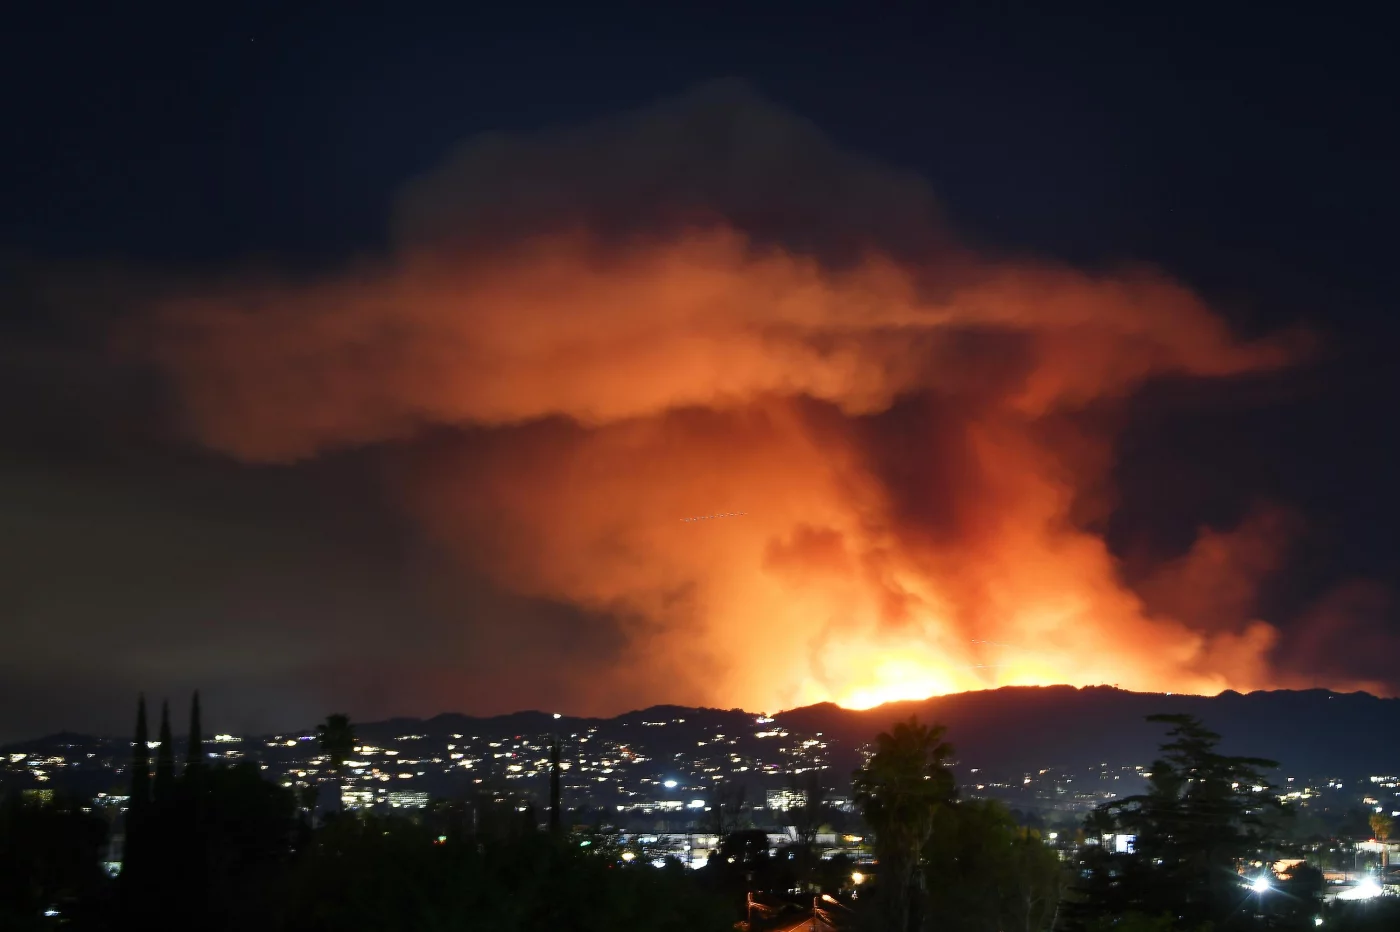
133, 83, 1337, 715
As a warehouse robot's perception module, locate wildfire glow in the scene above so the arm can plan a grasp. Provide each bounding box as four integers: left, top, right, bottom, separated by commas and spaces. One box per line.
834, 659, 961, 711
130, 82, 1375, 716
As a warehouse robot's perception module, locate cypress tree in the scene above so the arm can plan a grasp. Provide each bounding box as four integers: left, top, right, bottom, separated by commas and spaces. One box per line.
548, 738, 562, 835
186, 691, 203, 773
123, 694, 152, 893
183, 691, 209, 926
130, 694, 151, 806
154, 700, 175, 802
316, 714, 356, 812
150, 700, 177, 916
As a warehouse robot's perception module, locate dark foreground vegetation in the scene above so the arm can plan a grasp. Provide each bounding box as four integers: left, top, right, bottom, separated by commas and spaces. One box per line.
2, 701, 1398, 930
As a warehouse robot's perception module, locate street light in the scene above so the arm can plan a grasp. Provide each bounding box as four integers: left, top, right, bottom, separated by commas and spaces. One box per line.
1338, 878, 1381, 900
813, 892, 855, 929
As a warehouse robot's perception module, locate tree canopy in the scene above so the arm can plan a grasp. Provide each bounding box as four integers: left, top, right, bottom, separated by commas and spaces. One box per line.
852, 716, 958, 932
1067, 714, 1307, 931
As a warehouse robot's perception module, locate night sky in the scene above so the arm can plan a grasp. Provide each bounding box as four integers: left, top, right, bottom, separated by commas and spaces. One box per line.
2, 2, 1395, 742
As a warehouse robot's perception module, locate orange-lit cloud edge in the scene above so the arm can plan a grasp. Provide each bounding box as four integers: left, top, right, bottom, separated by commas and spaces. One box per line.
131, 84, 1390, 716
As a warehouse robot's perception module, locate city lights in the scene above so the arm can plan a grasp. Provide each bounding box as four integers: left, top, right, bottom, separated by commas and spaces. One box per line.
7, 691, 1395, 923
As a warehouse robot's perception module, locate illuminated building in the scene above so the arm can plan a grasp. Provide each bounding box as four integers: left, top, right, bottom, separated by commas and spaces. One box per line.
766, 788, 807, 811
387, 791, 430, 808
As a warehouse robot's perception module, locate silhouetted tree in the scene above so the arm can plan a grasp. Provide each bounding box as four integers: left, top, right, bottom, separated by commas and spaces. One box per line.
0, 791, 111, 927
283, 815, 734, 931
708, 780, 747, 838
923, 799, 1065, 932
154, 700, 176, 803
852, 716, 957, 932
130, 694, 150, 808
175, 691, 211, 927
1277, 863, 1325, 926
790, 769, 829, 850
549, 737, 563, 834
195, 762, 299, 930
703, 828, 776, 905
122, 694, 152, 902
316, 713, 355, 811
788, 769, 829, 890
186, 691, 204, 774
1069, 714, 1292, 930
299, 784, 318, 823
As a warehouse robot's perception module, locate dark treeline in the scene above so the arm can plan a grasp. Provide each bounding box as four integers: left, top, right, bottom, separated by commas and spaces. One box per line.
3, 698, 1399, 930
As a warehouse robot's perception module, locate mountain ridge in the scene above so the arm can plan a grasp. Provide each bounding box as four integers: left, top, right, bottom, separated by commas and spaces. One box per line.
6, 686, 1394, 782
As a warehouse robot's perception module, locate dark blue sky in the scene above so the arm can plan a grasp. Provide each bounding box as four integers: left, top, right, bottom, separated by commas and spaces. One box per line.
6, 4, 1392, 280
1, 1, 1395, 739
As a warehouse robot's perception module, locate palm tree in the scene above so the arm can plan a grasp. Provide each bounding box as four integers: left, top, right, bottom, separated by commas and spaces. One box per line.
316, 714, 356, 811
852, 716, 957, 932
1371, 812, 1393, 869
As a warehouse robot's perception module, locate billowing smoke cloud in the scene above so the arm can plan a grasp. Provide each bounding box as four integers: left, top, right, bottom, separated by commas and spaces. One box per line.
133, 81, 1345, 713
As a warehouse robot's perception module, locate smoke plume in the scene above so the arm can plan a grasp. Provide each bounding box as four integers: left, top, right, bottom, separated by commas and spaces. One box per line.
134, 82, 1339, 713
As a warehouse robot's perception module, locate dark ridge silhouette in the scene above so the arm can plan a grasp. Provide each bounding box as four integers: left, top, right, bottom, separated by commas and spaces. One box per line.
6, 687, 1397, 782
341, 687, 1397, 779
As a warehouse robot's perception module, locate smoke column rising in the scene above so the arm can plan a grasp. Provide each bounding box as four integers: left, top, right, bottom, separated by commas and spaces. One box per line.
134, 82, 1341, 714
